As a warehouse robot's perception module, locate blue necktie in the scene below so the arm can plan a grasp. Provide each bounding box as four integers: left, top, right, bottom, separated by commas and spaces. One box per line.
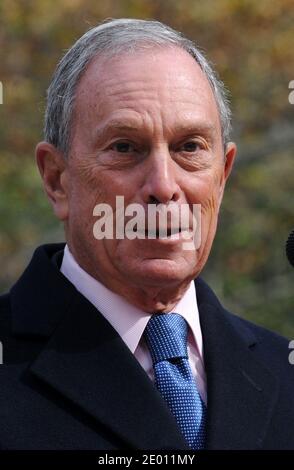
144, 313, 206, 450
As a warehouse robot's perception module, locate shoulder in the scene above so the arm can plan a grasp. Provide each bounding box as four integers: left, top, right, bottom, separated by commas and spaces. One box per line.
196, 276, 293, 376
229, 309, 293, 375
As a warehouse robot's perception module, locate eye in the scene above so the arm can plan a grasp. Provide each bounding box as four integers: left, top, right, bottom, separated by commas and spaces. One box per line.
111, 141, 136, 153
180, 141, 202, 152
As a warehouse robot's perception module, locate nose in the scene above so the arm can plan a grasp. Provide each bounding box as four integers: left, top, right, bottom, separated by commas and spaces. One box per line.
140, 147, 181, 205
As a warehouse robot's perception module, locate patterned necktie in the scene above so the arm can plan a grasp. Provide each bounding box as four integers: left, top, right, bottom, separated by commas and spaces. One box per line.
144, 313, 206, 450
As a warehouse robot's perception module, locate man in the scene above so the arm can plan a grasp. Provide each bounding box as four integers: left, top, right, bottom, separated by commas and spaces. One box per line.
0, 18, 294, 450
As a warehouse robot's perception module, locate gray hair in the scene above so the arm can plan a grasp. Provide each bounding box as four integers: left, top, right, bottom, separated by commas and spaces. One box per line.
44, 18, 232, 156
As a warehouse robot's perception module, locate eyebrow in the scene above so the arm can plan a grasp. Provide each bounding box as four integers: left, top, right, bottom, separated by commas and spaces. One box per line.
94, 119, 216, 142
94, 121, 141, 142
171, 123, 216, 136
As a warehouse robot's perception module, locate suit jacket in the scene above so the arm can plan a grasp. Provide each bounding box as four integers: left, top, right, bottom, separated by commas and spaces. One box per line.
0, 243, 294, 450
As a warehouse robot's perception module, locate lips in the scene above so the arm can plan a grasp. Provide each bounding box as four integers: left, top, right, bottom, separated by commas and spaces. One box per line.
139, 227, 190, 238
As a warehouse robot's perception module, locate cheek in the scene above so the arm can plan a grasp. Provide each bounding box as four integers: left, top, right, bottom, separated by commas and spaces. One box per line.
66, 179, 103, 242
186, 172, 221, 214
184, 173, 222, 250
72, 156, 138, 205
201, 190, 220, 216
69, 159, 114, 215
72, 157, 106, 197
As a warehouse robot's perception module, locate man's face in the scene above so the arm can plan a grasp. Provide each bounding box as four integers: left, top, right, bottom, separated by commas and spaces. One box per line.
40, 47, 236, 309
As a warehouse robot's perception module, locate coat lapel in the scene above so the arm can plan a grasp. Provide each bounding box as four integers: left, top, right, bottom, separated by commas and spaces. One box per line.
195, 278, 279, 449
11, 244, 279, 450
29, 298, 189, 450
11, 244, 188, 450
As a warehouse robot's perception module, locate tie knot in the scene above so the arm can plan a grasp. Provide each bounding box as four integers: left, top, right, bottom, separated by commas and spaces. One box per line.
144, 313, 188, 365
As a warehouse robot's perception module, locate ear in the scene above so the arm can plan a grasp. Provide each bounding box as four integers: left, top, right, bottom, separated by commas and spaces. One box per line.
218, 141, 237, 205
35, 141, 69, 221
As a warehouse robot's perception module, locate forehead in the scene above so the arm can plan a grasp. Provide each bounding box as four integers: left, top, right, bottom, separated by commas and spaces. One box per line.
74, 47, 220, 131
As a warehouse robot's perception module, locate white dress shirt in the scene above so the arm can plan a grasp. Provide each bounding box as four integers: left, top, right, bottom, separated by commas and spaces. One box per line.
60, 244, 207, 404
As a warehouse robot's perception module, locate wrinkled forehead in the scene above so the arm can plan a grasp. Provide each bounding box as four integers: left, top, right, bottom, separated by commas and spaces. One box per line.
73, 47, 221, 134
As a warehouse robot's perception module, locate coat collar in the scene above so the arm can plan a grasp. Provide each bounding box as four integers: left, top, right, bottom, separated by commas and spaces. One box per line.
196, 278, 279, 449
10, 244, 279, 449
10, 243, 188, 450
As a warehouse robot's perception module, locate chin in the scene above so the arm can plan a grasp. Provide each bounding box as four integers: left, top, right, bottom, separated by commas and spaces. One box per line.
129, 258, 195, 287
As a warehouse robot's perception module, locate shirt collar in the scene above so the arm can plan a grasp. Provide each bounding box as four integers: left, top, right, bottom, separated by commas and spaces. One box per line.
60, 244, 203, 359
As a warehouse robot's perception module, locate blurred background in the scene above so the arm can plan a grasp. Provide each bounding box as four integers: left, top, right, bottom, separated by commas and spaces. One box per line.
0, 0, 293, 336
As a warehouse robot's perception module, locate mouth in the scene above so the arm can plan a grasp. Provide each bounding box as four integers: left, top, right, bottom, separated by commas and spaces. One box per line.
139, 227, 191, 238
